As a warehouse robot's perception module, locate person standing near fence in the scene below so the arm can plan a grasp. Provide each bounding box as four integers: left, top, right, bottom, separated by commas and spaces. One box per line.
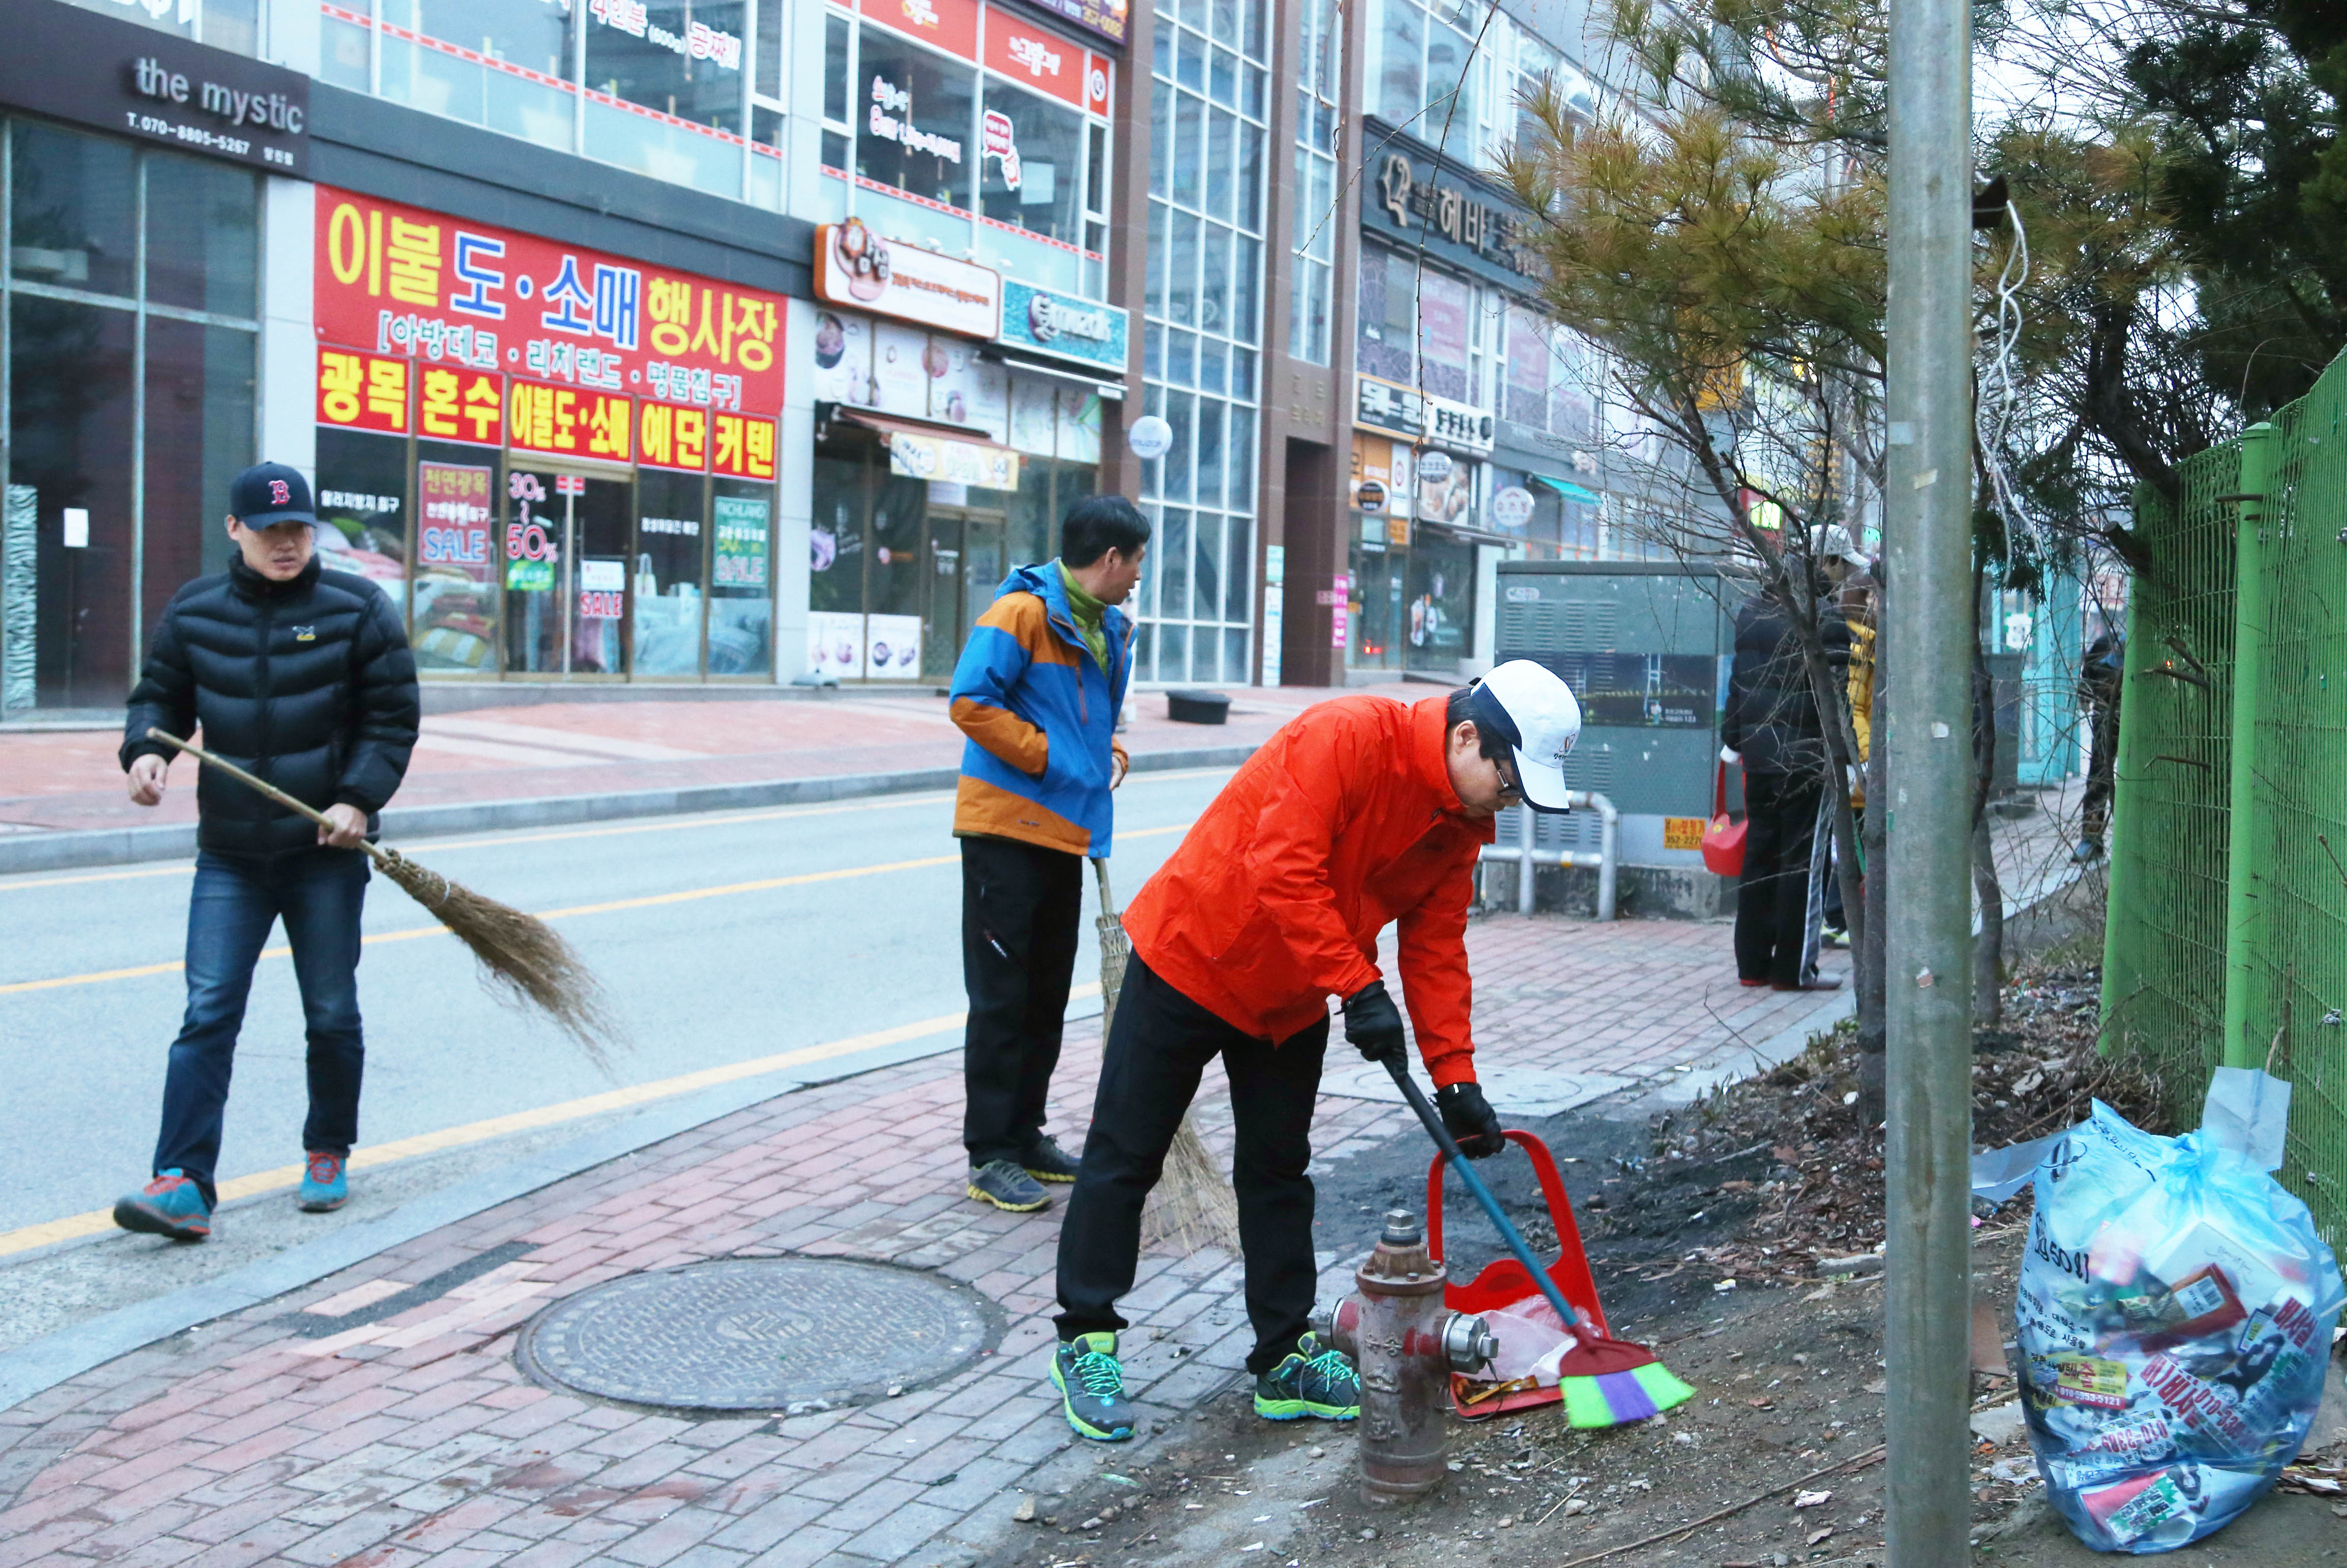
1722, 550, 1850, 990
112, 463, 419, 1242
2075, 628, 2124, 862
948, 496, 1150, 1215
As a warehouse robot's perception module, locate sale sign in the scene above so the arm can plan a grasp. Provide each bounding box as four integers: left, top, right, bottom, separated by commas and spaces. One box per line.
315, 187, 787, 413
416, 462, 494, 571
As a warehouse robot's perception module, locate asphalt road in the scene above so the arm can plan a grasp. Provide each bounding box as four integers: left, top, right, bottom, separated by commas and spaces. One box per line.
0, 767, 1231, 1256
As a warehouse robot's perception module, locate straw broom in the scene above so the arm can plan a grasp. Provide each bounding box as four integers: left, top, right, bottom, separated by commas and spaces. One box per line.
147, 730, 618, 1068
1094, 859, 1239, 1253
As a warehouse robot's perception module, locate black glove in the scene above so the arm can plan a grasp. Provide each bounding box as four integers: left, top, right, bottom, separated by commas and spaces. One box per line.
1342, 980, 1406, 1064
1436, 1081, 1507, 1159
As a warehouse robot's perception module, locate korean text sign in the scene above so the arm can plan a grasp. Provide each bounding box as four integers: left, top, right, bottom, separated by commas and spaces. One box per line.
315, 187, 787, 414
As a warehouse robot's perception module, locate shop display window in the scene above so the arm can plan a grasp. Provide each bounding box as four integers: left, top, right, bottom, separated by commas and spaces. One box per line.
634, 468, 706, 676
980, 80, 1084, 246
411, 444, 503, 672
1, 123, 258, 713
315, 429, 412, 614
379, 0, 579, 152
709, 478, 773, 676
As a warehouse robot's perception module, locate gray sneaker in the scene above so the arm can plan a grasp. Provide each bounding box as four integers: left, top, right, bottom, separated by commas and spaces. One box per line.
967, 1159, 1050, 1213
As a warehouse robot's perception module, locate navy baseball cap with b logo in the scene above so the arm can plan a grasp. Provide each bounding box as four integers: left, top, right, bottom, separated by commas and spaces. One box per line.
229, 462, 317, 527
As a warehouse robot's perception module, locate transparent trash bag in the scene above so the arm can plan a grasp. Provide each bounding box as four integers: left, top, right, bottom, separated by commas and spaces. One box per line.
2008, 1077, 2344, 1553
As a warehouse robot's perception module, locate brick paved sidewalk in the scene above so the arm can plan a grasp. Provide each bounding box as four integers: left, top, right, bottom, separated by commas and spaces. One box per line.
0, 687, 1349, 838
0, 914, 1847, 1568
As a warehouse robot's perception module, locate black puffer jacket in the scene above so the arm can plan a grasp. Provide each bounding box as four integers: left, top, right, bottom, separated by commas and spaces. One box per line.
122, 556, 420, 858
1722, 589, 1851, 778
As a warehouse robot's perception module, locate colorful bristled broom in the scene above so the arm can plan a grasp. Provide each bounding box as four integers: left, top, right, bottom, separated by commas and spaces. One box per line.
1379, 1053, 1696, 1427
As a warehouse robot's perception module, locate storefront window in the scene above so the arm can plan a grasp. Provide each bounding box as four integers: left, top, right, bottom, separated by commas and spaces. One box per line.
584, 0, 748, 196
411, 446, 502, 672
315, 430, 412, 609
56, 0, 257, 54
11, 124, 137, 300
856, 31, 978, 213
1356, 247, 1415, 384
1, 125, 257, 713
709, 478, 773, 675
634, 468, 705, 676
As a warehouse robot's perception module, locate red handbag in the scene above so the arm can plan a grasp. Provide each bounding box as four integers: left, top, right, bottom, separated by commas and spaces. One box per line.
1701, 759, 1746, 877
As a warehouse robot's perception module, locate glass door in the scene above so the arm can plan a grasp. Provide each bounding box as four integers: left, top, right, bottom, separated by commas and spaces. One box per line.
923, 506, 1009, 679
504, 465, 635, 678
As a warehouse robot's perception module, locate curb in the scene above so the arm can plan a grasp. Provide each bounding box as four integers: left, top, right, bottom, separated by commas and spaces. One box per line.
0, 743, 1262, 877
0, 1013, 1001, 1413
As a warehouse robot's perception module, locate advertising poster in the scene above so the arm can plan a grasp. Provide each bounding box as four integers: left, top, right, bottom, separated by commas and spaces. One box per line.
1063, 391, 1102, 464
871, 322, 932, 418
412, 462, 499, 670
315, 186, 787, 413
1008, 376, 1058, 456
714, 495, 770, 590
807, 610, 867, 680
865, 613, 924, 678
810, 309, 875, 405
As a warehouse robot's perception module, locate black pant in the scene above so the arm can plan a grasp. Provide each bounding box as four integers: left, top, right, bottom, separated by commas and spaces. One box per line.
1055, 954, 1329, 1375
1735, 770, 1823, 986
2082, 696, 2120, 840
961, 835, 1084, 1166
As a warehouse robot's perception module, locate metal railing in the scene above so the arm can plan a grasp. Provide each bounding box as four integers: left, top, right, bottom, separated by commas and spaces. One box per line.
1477, 792, 1619, 921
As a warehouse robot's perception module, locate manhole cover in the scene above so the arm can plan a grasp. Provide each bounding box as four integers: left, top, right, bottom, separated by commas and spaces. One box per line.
515, 1257, 995, 1412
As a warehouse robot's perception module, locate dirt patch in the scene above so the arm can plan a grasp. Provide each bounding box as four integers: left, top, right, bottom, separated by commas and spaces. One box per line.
976, 962, 2252, 1568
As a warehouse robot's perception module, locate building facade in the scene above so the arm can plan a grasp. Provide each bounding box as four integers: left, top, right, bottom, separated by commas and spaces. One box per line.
1, 0, 1636, 710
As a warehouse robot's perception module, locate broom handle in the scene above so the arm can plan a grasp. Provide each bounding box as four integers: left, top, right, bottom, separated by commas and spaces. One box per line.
145, 729, 389, 868
1092, 856, 1115, 917
1380, 1053, 1586, 1337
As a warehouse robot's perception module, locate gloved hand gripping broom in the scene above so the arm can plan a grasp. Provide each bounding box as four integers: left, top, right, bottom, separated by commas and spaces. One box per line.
1095, 858, 1239, 1253
148, 730, 618, 1067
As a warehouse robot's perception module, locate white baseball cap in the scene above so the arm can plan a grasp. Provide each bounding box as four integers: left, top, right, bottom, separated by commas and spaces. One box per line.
1466, 659, 1583, 813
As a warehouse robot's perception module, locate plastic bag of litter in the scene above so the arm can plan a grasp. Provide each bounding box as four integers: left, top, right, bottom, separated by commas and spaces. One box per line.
2007, 1071, 2344, 1553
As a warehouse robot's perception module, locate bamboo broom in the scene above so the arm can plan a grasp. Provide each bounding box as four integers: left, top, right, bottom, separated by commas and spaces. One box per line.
147, 730, 619, 1067
1094, 858, 1239, 1254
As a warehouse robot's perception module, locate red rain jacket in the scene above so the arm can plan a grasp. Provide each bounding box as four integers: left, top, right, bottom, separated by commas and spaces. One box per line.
1123, 695, 1493, 1088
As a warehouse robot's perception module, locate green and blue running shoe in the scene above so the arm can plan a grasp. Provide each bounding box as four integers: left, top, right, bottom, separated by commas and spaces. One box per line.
112, 1169, 211, 1242
1253, 1331, 1360, 1422
1048, 1331, 1135, 1441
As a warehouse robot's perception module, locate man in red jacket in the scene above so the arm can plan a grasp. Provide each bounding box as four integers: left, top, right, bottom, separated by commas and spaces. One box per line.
1045, 661, 1584, 1441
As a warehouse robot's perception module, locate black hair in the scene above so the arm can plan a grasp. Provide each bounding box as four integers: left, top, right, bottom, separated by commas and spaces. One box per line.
1445, 685, 1514, 765
1062, 495, 1152, 567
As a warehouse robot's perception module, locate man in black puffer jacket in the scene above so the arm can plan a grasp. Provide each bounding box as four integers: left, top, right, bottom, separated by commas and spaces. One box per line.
1721, 565, 1850, 991
113, 463, 418, 1242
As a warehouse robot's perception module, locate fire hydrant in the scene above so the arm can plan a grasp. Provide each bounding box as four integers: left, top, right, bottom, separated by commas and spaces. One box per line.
1316, 1208, 1498, 1503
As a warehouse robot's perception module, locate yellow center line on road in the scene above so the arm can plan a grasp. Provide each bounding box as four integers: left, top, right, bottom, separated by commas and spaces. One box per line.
0, 821, 1192, 996
0, 767, 1233, 892
0, 979, 1100, 1259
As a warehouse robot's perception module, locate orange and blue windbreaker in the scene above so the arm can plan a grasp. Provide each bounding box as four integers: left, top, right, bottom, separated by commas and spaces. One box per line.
948, 562, 1132, 857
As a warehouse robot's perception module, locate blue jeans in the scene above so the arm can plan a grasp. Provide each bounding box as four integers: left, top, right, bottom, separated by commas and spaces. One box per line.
154, 848, 371, 1207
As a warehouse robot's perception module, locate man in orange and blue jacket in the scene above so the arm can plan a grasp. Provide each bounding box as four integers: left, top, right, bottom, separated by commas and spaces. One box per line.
949, 495, 1150, 1214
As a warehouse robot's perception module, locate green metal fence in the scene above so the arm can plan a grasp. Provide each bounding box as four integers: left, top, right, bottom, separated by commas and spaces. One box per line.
2102, 354, 2347, 1244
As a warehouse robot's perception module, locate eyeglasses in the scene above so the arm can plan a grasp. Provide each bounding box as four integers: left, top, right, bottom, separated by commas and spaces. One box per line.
1493, 751, 1525, 803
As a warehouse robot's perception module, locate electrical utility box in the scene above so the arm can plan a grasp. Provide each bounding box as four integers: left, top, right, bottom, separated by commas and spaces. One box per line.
1493, 560, 1747, 869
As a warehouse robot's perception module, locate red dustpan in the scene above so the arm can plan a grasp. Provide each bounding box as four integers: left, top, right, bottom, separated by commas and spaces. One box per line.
1428, 1130, 1694, 1424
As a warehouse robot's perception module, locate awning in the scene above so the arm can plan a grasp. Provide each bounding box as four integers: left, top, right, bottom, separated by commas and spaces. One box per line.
978, 346, 1127, 400
1528, 474, 1601, 504
842, 412, 1024, 491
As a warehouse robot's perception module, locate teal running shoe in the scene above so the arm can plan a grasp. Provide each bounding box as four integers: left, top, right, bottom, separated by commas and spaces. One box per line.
298, 1152, 349, 1213
1049, 1331, 1135, 1441
1253, 1332, 1360, 1422
112, 1169, 212, 1242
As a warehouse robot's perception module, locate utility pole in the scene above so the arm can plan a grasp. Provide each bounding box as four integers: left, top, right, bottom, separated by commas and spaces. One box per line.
1883, 0, 1975, 1562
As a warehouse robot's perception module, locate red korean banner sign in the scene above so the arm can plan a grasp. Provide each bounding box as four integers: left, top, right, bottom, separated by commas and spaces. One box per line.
508, 379, 635, 464
712, 411, 777, 480
315, 187, 787, 414
317, 347, 409, 434
638, 400, 710, 473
